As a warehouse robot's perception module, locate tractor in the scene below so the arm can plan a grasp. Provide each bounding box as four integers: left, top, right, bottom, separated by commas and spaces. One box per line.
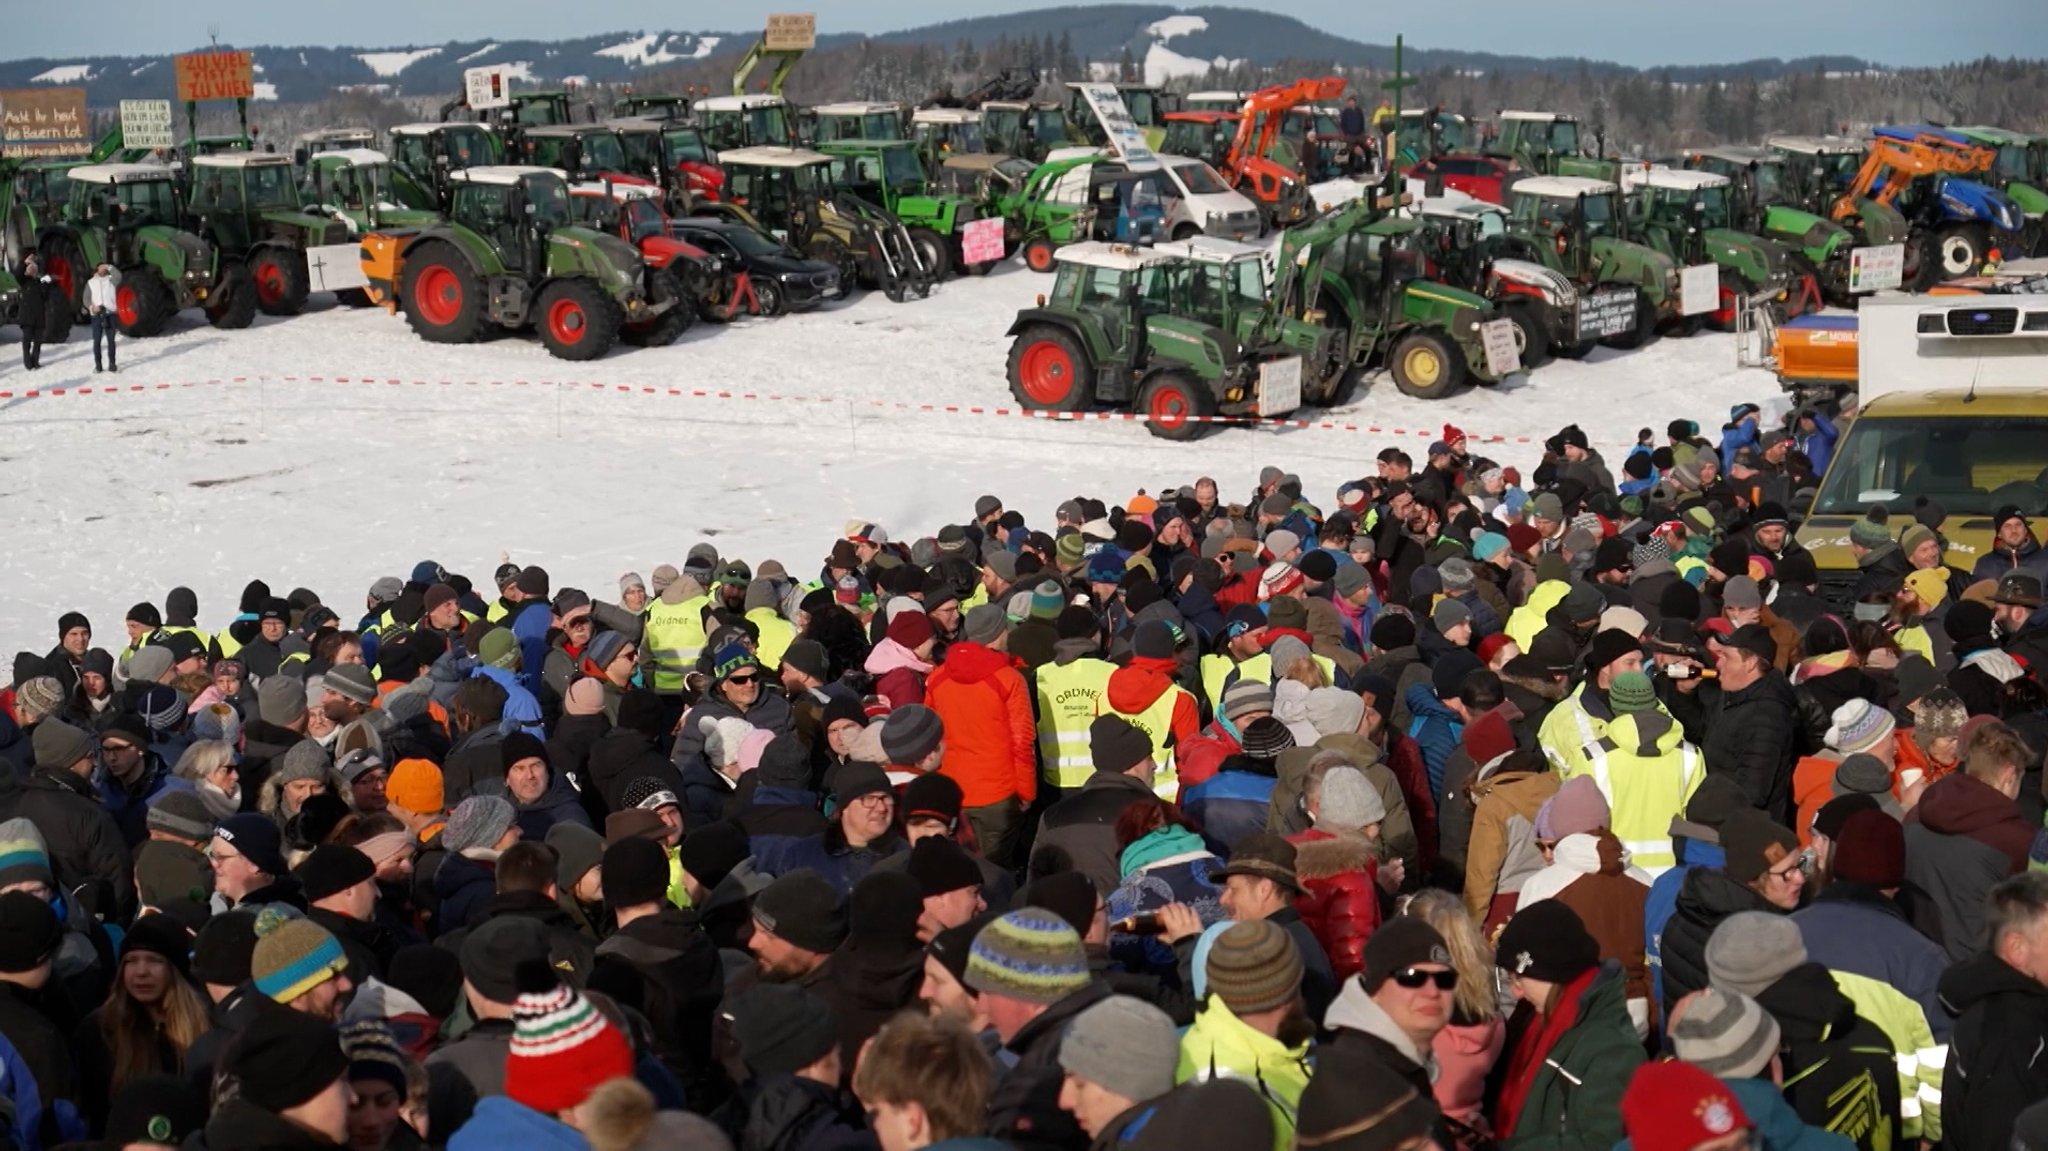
713, 145, 932, 302
441, 89, 594, 129
1394, 107, 1472, 168
816, 139, 991, 278
1182, 92, 1247, 114
1954, 126, 2047, 256
613, 93, 692, 121
1161, 112, 1240, 171
1064, 84, 1174, 151
993, 154, 1168, 271
184, 152, 358, 316
1620, 166, 1799, 330
808, 103, 910, 145
1678, 146, 1860, 304
1205, 78, 1346, 228
607, 117, 723, 216
1489, 112, 1618, 181
292, 129, 377, 171
1500, 175, 1681, 349
511, 125, 643, 184
1414, 196, 1590, 366
1768, 135, 1915, 280
698, 19, 807, 151
567, 182, 713, 344
1868, 125, 2026, 278
982, 101, 1074, 165
38, 164, 253, 336
357, 165, 666, 361
911, 108, 988, 176
386, 123, 502, 210
300, 149, 443, 305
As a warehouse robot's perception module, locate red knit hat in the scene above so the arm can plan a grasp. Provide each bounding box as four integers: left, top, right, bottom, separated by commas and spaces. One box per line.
1443, 423, 1468, 447
504, 961, 634, 1114
1621, 1061, 1750, 1151
886, 609, 934, 650
1829, 808, 1907, 889
1475, 634, 1515, 667
1506, 523, 1543, 555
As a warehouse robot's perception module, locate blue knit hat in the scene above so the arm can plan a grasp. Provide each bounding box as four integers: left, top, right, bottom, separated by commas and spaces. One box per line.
711, 641, 758, 682
965, 908, 1089, 1005
250, 906, 348, 1004
0, 819, 53, 890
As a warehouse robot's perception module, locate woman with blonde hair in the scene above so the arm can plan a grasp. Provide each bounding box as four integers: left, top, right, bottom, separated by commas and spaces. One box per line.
73, 916, 213, 1134
1402, 889, 1506, 1128
173, 740, 242, 820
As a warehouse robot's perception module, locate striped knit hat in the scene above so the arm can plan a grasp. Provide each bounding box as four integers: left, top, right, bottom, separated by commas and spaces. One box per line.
1205, 920, 1303, 1017
250, 906, 349, 1004
0, 819, 54, 890
505, 960, 634, 1114
965, 908, 1090, 1006
1670, 987, 1781, 1080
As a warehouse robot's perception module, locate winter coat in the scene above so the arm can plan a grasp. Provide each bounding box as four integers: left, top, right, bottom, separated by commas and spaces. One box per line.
429, 850, 498, 937
196, 1099, 342, 1151
0, 768, 135, 923
1270, 904, 1338, 1027
719, 1072, 872, 1151
441, 889, 598, 988
1486, 962, 1642, 1151
1433, 1010, 1506, 1126
1755, 963, 1904, 1151
864, 639, 930, 710
0, 980, 75, 1141
1701, 669, 1802, 818
1795, 882, 1953, 1041
1034, 771, 1155, 896
1303, 596, 1364, 680
1658, 866, 1781, 1017
1970, 533, 2048, 583
422, 1017, 517, 1138
594, 906, 727, 1112
681, 759, 740, 831
1323, 961, 1436, 1096
506, 771, 595, 841
440, 726, 506, 804
305, 905, 397, 989
927, 643, 1037, 809
1106, 826, 1224, 977
1286, 828, 1380, 982
1402, 682, 1464, 802
1904, 771, 2030, 961
1181, 756, 1278, 856
1462, 756, 1560, 925
591, 726, 686, 813
985, 982, 1113, 1151
1939, 948, 2048, 1151
1176, 995, 1312, 1151
753, 822, 906, 895
733, 782, 829, 859
545, 711, 611, 820
1528, 832, 1652, 1023
672, 692, 794, 778
1269, 733, 1419, 874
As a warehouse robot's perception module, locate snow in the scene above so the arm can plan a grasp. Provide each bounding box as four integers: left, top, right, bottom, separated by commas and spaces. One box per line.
130, 61, 156, 77
338, 84, 392, 95
31, 64, 94, 84
457, 44, 501, 63
357, 48, 441, 78
472, 61, 537, 83
1144, 43, 1239, 84
592, 33, 716, 66
252, 62, 265, 75
251, 83, 278, 102
1145, 15, 1209, 41
0, 265, 1783, 651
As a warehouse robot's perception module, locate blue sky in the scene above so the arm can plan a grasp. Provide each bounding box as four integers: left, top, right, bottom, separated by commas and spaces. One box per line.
8, 0, 2044, 66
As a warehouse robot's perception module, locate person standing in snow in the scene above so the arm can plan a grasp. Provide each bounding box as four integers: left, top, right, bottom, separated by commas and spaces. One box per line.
87, 264, 118, 374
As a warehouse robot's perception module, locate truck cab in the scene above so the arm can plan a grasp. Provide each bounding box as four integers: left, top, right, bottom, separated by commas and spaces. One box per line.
810, 102, 910, 144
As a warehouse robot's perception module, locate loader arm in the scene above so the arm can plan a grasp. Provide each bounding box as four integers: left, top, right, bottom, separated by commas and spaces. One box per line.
1833, 139, 1943, 220
731, 38, 806, 97
1224, 77, 1347, 184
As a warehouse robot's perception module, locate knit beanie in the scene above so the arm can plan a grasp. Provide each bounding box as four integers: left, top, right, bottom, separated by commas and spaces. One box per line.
907, 836, 982, 898
902, 772, 965, 826
1315, 767, 1384, 832
1706, 911, 1807, 998
1495, 900, 1601, 984
966, 908, 1090, 1005
1829, 808, 1907, 890
1849, 515, 1891, 550
440, 795, 516, 854
545, 823, 607, 892
1301, 687, 1365, 739
1607, 671, 1657, 714
31, 719, 93, 773
14, 677, 65, 725
0, 819, 54, 890
1031, 580, 1065, 620
215, 813, 288, 876
1670, 987, 1781, 1080
1361, 917, 1453, 994
1204, 920, 1303, 1017
325, 664, 378, 706
753, 870, 849, 954
677, 820, 751, 892
191, 910, 261, 987
1825, 699, 1896, 755
601, 837, 670, 909
1220, 679, 1274, 723
145, 791, 216, 845
563, 679, 607, 717
1089, 714, 1153, 775
1537, 776, 1610, 842
295, 845, 375, 904
460, 917, 551, 1006
274, 740, 332, 787
880, 704, 944, 765
251, 906, 349, 1004
226, 1006, 349, 1113
1719, 810, 1798, 885
340, 1020, 413, 1097
1059, 995, 1180, 1104
505, 960, 635, 1114
126, 646, 174, 686
385, 759, 445, 816
729, 982, 839, 1076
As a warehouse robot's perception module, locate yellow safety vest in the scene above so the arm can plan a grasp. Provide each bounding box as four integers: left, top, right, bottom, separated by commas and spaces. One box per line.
1201, 650, 1337, 711
1034, 657, 1116, 790
486, 600, 510, 623
644, 594, 712, 693
746, 607, 796, 672
1574, 713, 1701, 876
963, 585, 990, 609
1104, 684, 1194, 799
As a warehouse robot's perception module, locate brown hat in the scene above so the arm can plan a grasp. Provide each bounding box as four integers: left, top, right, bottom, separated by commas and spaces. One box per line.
1212, 832, 1302, 895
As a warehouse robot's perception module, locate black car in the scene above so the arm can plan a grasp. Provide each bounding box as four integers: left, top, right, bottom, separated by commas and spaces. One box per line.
668, 218, 841, 315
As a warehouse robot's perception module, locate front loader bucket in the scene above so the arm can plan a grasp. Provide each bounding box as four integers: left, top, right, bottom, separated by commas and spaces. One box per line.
834, 193, 934, 302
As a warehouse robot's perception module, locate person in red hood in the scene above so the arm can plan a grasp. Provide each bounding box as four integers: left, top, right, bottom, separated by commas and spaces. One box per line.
1102, 619, 1200, 799
927, 604, 1035, 869
1904, 718, 2034, 961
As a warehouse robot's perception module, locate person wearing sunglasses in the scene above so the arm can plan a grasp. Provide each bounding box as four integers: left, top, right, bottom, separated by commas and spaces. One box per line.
1322, 918, 1459, 1125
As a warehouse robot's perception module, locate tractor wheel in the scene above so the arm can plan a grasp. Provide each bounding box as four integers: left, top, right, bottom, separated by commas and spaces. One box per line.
804, 237, 856, 299
400, 243, 487, 345
752, 277, 786, 318
1136, 371, 1217, 441
624, 270, 693, 347
1171, 223, 1201, 242
1006, 325, 1091, 413
1022, 237, 1058, 274
907, 227, 951, 280
114, 271, 174, 338
249, 246, 310, 316
1501, 299, 1551, 368
205, 263, 258, 330
536, 279, 623, 362
1388, 329, 1464, 400
1601, 289, 1656, 351
39, 235, 86, 322
334, 288, 375, 308
696, 274, 742, 324
1708, 271, 1743, 333
1936, 223, 1989, 279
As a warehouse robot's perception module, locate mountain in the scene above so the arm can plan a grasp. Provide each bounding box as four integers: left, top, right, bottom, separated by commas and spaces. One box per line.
0, 8, 1897, 108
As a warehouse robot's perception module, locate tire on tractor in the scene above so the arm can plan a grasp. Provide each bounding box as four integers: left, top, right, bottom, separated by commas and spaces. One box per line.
1388, 329, 1464, 401
115, 271, 174, 338
696, 274, 743, 324
1500, 299, 1551, 368
1022, 237, 1058, 274
206, 262, 258, 330
907, 227, 951, 281
624, 269, 693, 347
1936, 223, 1989, 279
535, 279, 623, 362
400, 243, 488, 345
249, 246, 310, 316
1136, 371, 1216, 441
1601, 288, 1656, 351
1006, 324, 1091, 413
39, 233, 85, 327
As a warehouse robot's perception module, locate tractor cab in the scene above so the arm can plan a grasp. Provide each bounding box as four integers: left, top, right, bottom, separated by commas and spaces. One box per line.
810, 103, 910, 145
303, 149, 440, 232
1767, 136, 1868, 214
1511, 175, 1622, 247
68, 163, 184, 231
1152, 234, 1279, 335
912, 108, 987, 173
292, 129, 376, 169
1415, 197, 1512, 281
714, 145, 932, 300
514, 125, 637, 183
1493, 112, 1609, 178
1283, 105, 1347, 175
613, 93, 692, 121
1396, 108, 1472, 167
1621, 166, 1736, 233
1955, 126, 2048, 253
1162, 112, 1240, 171
387, 123, 502, 207
186, 153, 359, 314
1183, 92, 1247, 115
698, 94, 794, 151
1621, 165, 1793, 319
819, 142, 929, 202
1065, 84, 1172, 149
607, 117, 723, 212
509, 92, 587, 127
51, 164, 233, 336
1682, 147, 1785, 216
717, 146, 837, 236
932, 152, 1029, 202
983, 101, 1072, 164
187, 153, 306, 239
445, 166, 588, 271
9, 160, 77, 235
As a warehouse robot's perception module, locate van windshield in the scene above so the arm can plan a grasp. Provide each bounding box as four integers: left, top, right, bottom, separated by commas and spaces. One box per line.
1812, 414, 2048, 518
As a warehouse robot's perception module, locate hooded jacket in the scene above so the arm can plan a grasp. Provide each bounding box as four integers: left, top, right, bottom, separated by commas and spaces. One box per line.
1755, 963, 1904, 1151
1487, 962, 1642, 1151
1402, 682, 1464, 801
1286, 829, 1381, 982
1175, 995, 1312, 1151
1795, 882, 1952, 1042
672, 692, 794, 778
1462, 752, 1560, 925
1182, 752, 1279, 857
1267, 734, 1418, 874
926, 642, 1036, 809
1524, 832, 1653, 1022
592, 725, 686, 814
1939, 947, 2048, 1151
863, 638, 931, 710
1322, 970, 1436, 1099
1036, 771, 1156, 896
986, 982, 1113, 1151
509, 770, 596, 841
1658, 866, 1781, 1016
1, 768, 136, 923
1904, 772, 2030, 961
753, 821, 906, 895
1571, 709, 1703, 876
595, 906, 728, 1113
1701, 669, 1803, 818
1103, 656, 1200, 762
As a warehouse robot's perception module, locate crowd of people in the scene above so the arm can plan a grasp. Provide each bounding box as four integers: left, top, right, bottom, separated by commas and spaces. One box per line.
2, 405, 2048, 1151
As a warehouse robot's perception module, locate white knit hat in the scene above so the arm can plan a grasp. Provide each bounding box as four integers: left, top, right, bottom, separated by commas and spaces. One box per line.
1318, 766, 1386, 832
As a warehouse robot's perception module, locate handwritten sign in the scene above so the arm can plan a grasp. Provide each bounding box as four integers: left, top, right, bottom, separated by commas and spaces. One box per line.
1849, 243, 1905, 293
0, 88, 91, 158
764, 13, 817, 51
1076, 84, 1157, 168
1480, 318, 1522, 377
1679, 263, 1720, 317
1258, 356, 1302, 416
120, 99, 174, 149
1576, 285, 1638, 343
175, 51, 255, 103
960, 216, 1004, 264
465, 66, 511, 111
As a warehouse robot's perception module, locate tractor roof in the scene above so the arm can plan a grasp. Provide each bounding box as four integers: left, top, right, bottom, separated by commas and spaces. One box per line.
718, 145, 833, 168
913, 108, 982, 124
939, 152, 1012, 172
192, 152, 293, 170
1500, 110, 1573, 123
1052, 241, 1180, 272
314, 148, 393, 168
298, 128, 375, 143
572, 180, 660, 201
1956, 125, 2033, 146
1418, 196, 1505, 220
68, 163, 176, 185
1621, 167, 1730, 193
696, 94, 787, 112
1401, 108, 1467, 120
1768, 135, 1864, 156
450, 165, 564, 186
390, 122, 492, 136
521, 124, 617, 139
982, 100, 1061, 112
813, 102, 904, 116
1158, 235, 1268, 265
1687, 145, 1774, 165
1514, 175, 1617, 198
1186, 91, 1246, 103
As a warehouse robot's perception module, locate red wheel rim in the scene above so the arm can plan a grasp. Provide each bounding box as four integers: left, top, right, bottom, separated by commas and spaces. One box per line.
1027, 243, 1052, 272
1148, 382, 1191, 430
50, 257, 75, 305
415, 265, 461, 327
116, 284, 138, 328
1018, 340, 1074, 405
547, 297, 587, 345
1713, 286, 1736, 328
255, 261, 285, 306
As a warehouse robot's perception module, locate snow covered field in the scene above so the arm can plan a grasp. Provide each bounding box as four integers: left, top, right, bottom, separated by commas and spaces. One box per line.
0, 264, 1779, 647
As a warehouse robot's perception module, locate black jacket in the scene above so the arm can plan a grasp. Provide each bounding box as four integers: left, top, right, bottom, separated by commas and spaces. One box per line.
0, 768, 135, 923
546, 711, 613, 826
590, 726, 685, 813
305, 905, 396, 988
1754, 963, 1904, 1151
193, 1099, 337, 1151
1940, 949, 2048, 1151
594, 907, 727, 1113
0, 981, 75, 1144
1700, 670, 1801, 819
986, 981, 1113, 1151
1034, 772, 1154, 895
439, 727, 505, 804
1658, 867, 1781, 1016
715, 1071, 873, 1151
441, 889, 597, 987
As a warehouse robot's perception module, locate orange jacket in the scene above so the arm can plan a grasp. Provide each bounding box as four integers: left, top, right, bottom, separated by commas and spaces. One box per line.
928, 643, 1038, 808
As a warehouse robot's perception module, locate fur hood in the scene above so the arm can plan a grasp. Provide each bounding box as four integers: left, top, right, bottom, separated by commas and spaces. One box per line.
1499, 669, 1566, 703
1293, 831, 1377, 881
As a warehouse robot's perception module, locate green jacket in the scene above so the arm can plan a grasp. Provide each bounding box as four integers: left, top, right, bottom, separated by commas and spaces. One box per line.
1497, 961, 1645, 1151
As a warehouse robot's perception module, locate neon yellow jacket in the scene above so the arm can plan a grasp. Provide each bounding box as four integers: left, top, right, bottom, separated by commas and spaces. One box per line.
1832, 969, 1942, 1142
1177, 997, 1311, 1151
1505, 580, 1570, 650
1572, 710, 1703, 876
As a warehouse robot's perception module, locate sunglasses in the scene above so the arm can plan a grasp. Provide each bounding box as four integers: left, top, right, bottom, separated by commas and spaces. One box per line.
726, 673, 759, 685
1391, 967, 1459, 991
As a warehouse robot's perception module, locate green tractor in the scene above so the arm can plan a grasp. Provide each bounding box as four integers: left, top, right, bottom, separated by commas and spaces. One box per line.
185, 152, 357, 316
815, 139, 993, 278
698, 94, 797, 151
1490, 112, 1618, 181
359, 165, 666, 360
713, 145, 933, 302
1394, 107, 1472, 168
1678, 145, 1859, 303
982, 101, 1074, 165
911, 108, 988, 176
808, 103, 910, 145
292, 129, 377, 169
38, 164, 253, 336
1954, 127, 2047, 256
386, 123, 502, 210
1500, 175, 1681, 349
1620, 166, 1796, 330
1767, 134, 1914, 260
992, 154, 1168, 272
607, 117, 722, 215
301, 148, 443, 305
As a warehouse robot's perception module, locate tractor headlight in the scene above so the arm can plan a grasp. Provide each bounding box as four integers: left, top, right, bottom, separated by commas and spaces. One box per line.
1998, 202, 2023, 232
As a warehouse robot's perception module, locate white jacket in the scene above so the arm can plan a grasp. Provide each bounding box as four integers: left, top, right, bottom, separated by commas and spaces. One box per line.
85, 272, 119, 314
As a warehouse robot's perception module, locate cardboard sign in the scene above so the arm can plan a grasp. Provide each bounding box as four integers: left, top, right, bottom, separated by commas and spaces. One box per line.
1258, 356, 1303, 416
304, 244, 369, 294
1576, 286, 1638, 343
960, 216, 1005, 264
1679, 263, 1720, 317
764, 13, 817, 51
119, 99, 174, 149
1849, 243, 1905, 293
1075, 84, 1157, 168
465, 66, 512, 111
1480, 317, 1522, 377
175, 51, 255, 102
0, 88, 91, 158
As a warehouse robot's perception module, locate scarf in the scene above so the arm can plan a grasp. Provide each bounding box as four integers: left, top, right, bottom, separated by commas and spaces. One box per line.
1119, 824, 1211, 878
1492, 966, 1597, 1138
1790, 649, 1857, 685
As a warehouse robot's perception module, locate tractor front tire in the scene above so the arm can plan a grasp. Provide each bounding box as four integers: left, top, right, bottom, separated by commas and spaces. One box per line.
1501, 299, 1551, 368
1022, 237, 1058, 274
39, 234, 86, 322
1388, 329, 1464, 400
400, 243, 488, 345
1007, 325, 1091, 413
206, 263, 258, 330
624, 270, 693, 348
536, 280, 623, 362
249, 246, 310, 316
115, 271, 174, 338
1136, 371, 1216, 441
1936, 224, 1988, 279
908, 227, 951, 280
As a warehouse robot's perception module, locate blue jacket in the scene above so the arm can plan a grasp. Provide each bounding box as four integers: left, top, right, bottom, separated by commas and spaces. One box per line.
448, 1097, 587, 1151
1720, 419, 1761, 474
1794, 883, 1953, 1041
1403, 682, 1464, 801
1647, 837, 1724, 1017
1616, 1076, 1854, 1151
474, 665, 545, 737
96, 761, 185, 847
753, 824, 907, 895
1172, 581, 1225, 648
1181, 761, 1279, 856
505, 600, 553, 698
509, 773, 595, 842
1108, 828, 1225, 976
1794, 412, 1839, 478
680, 760, 737, 832
431, 852, 497, 938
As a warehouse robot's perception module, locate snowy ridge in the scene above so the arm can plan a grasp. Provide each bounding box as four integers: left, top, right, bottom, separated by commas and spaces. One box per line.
593, 33, 719, 66
1145, 42, 1240, 84
30, 63, 94, 84
1145, 15, 1208, 41
252, 83, 277, 102
356, 47, 441, 77
456, 43, 500, 63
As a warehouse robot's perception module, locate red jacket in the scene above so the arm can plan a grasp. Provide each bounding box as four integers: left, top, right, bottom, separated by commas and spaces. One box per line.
928, 643, 1037, 808
1176, 720, 1242, 792
1104, 657, 1200, 750
1287, 827, 1382, 982
1383, 732, 1439, 879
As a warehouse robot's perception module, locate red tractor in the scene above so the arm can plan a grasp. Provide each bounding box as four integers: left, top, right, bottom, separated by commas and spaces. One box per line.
570, 183, 744, 341
610, 117, 727, 216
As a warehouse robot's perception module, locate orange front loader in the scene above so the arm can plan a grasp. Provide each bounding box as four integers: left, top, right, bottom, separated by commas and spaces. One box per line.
1220, 77, 1347, 227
